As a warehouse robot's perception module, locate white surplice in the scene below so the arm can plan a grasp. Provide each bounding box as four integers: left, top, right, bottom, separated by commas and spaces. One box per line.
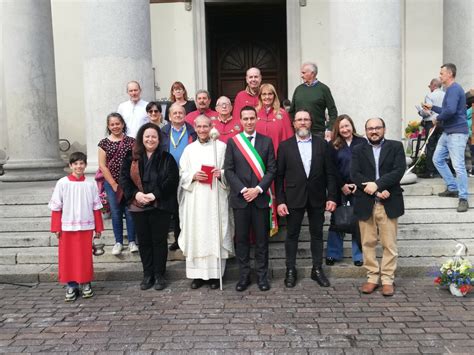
178, 139, 234, 280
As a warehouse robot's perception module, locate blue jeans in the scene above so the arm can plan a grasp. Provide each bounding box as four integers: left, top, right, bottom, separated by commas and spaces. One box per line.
433, 132, 469, 200
326, 230, 363, 262
104, 181, 136, 244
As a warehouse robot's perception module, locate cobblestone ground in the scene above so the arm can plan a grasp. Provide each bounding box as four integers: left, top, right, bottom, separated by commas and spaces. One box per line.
0, 277, 473, 354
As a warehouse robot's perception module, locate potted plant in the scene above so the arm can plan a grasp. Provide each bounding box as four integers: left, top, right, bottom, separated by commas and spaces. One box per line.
434, 258, 474, 297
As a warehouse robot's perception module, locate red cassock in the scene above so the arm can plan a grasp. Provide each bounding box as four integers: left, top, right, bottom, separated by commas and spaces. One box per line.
232, 90, 258, 121
210, 116, 242, 144
185, 108, 219, 125
256, 107, 294, 156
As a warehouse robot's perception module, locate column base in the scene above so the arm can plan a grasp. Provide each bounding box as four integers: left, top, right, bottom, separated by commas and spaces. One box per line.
0, 159, 66, 182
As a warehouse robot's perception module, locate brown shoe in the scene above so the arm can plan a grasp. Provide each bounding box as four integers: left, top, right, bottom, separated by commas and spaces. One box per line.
360, 282, 379, 294
382, 284, 394, 297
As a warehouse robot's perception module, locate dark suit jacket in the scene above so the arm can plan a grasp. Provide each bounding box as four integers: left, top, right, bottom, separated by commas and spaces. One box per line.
224, 133, 276, 209
120, 149, 179, 214
276, 135, 337, 209
159, 122, 197, 153
350, 139, 406, 220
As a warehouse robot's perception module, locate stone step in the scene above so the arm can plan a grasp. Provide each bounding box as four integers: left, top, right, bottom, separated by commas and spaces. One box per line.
0, 220, 472, 249
1, 195, 472, 218
1, 256, 472, 284
2, 238, 473, 266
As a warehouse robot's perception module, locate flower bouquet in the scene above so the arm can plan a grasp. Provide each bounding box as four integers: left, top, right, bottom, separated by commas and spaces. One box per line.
405, 120, 425, 139
99, 191, 110, 217
434, 258, 473, 297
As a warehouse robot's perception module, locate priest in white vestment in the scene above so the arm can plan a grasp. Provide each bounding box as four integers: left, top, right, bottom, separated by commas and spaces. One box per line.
178, 115, 234, 289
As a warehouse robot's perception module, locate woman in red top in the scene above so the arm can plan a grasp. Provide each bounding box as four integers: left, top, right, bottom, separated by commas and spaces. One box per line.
256, 83, 294, 155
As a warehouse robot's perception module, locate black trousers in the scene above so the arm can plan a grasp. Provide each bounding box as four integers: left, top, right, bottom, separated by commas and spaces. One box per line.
286, 205, 325, 269
132, 209, 172, 278
234, 204, 270, 282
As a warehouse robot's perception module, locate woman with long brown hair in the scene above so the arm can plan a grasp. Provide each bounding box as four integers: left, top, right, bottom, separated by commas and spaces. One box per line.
164, 81, 196, 122
326, 114, 365, 267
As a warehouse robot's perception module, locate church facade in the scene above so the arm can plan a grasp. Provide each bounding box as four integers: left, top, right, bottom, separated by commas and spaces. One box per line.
1, 0, 473, 181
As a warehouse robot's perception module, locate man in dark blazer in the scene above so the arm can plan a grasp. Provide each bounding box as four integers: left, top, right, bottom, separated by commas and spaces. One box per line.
224, 106, 276, 292
351, 117, 406, 297
276, 109, 337, 288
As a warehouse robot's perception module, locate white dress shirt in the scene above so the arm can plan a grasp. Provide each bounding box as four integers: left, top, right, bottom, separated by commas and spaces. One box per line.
117, 99, 149, 138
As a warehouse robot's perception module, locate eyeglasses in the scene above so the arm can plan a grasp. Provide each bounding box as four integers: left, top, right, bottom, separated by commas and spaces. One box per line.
217, 103, 231, 107
148, 110, 160, 114
366, 126, 383, 132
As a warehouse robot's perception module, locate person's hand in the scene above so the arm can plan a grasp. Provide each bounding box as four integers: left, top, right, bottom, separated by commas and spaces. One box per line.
363, 182, 378, 195
193, 170, 208, 182
325, 201, 337, 212
376, 190, 391, 200
211, 168, 221, 179
112, 183, 119, 192
144, 193, 155, 202
325, 130, 333, 141
243, 187, 260, 202
95, 232, 102, 239
55, 232, 61, 239
277, 203, 289, 217
135, 192, 150, 205
341, 183, 356, 195
422, 102, 433, 110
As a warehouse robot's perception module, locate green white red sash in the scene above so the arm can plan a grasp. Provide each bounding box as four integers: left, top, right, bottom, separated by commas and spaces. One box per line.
232, 133, 278, 236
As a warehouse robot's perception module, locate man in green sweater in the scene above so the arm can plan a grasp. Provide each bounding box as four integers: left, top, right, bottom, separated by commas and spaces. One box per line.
289, 62, 338, 140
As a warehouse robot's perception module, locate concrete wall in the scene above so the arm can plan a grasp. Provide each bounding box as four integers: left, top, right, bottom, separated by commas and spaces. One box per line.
150, 3, 195, 101
48, 0, 444, 150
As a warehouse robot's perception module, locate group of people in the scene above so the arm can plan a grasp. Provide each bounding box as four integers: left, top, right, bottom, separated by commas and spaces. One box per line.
418, 63, 472, 213
49, 61, 468, 302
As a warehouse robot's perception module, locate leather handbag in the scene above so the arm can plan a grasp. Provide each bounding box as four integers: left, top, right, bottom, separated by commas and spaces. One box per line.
331, 199, 357, 234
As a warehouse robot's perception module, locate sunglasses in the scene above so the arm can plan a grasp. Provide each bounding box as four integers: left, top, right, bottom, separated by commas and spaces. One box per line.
148, 110, 160, 114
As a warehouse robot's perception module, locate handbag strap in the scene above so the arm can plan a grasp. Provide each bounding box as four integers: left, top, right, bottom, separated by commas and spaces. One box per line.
130, 160, 144, 193
106, 136, 126, 169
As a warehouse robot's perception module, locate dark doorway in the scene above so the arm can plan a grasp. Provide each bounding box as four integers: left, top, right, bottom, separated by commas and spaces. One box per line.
206, 1, 288, 103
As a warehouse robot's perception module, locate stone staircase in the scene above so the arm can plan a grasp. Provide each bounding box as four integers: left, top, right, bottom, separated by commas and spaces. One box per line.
0, 179, 473, 284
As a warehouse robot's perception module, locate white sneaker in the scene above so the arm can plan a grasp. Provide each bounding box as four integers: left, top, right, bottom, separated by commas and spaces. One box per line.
112, 243, 123, 255
129, 241, 139, 253
81, 283, 94, 298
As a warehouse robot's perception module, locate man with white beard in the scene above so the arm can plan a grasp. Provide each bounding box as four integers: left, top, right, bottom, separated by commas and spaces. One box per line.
275, 109, 337, 288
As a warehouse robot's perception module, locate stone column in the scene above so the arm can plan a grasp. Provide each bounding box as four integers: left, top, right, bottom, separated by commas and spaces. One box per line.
83, 0, 154, 172
329, 0, 402, 139
443, 0, 474, 90
1, 0, 65, 181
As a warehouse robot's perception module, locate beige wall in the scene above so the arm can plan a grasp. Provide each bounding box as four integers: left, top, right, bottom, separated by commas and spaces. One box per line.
150, 3, 195, 101
49, 0, 444, 150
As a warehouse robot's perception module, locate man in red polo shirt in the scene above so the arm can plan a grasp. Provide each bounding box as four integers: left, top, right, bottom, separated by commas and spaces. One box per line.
232, 67, 262, 121
185, 89, 218, 125
211, 96, 242, 144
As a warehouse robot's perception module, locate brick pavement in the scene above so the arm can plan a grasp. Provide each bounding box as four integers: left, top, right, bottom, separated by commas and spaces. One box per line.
0, 277, 473, 354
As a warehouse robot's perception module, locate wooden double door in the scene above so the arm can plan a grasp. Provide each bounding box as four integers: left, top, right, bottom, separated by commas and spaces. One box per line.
206, 1, 288, 103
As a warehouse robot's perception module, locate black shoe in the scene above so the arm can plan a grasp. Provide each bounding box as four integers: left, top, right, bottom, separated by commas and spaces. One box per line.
258, 279, 270, 292
191, 279, 204, 289
169, 241, 180, 251
311, 266, 330, 287
354, 260, 363, 267
325, 257, 336, 266
209, 279, 220, 290
235, 277, 251, 292
284, 268, 297, 288
154, 275, 167, 290
140, 276, 155, 290
457, 199, 469, 213
438, 189, 459, 198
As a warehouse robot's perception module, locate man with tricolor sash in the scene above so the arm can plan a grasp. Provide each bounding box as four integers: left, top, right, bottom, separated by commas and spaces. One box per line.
224, 106, 277, 292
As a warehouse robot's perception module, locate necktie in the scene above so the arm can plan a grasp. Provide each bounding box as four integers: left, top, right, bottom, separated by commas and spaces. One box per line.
247, 136, 253, 142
